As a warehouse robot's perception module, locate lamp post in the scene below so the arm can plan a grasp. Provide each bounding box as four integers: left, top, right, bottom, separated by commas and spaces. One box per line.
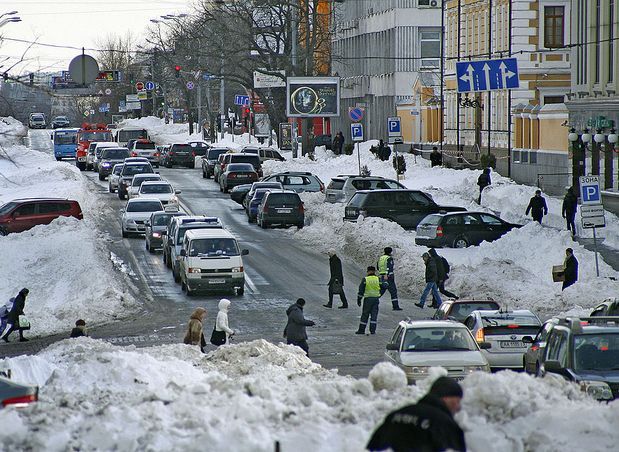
569, 127, 619, 192
568, 128, 589, 193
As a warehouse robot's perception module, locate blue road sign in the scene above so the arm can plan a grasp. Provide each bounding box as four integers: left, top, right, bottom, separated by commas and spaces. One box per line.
186, 81, 195, 90
234, 95, 250, 106
349, 107, 364, 122
145, 81, 155, 91
202, 73, 214, 81
351, 123, 363, 142
456, 58, 520, 93
580, 176, 602, 205
388, 116, 401, 137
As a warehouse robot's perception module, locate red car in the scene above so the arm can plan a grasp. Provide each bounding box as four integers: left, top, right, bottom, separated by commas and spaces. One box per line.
0, 198, 83, 235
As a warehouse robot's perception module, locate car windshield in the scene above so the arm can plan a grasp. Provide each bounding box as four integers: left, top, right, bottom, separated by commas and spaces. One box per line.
207, 149, 228, 159
135, 142, 155, 150
0, 201, 17, 215
123, 165, 152, 176
141, 184, 173, 194
419, 215, 442, 226
402, 328, 478, 351
152, 213, 178, 226
81, 131, 112, 141
132, 176, 159, 186
171, 144, 191, 152
242, 148, 259, 154
102, 149, 130, 159
54, 133, 77, 145
252, 182, 282, 191
347, 193, 367, 208
228, 163, 255, 172
574, 333, 619, 371
481, 315, 540, 327
232, 155, 260, 166
267, 194, 301, 205
188, 238, 239, 257
127, 201, 162, 212
251, 190, 269, 202
113, 165, 123, 175
177, 225, 221, 244
449, 302, 500, 321
328, 179, 346, 190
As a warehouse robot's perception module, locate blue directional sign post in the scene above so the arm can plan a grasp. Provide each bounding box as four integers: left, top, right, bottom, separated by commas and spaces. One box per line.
144, 81, 155, 91
456, 57, 520, 93
351, 123, 364, 175
234, 94, 250, 106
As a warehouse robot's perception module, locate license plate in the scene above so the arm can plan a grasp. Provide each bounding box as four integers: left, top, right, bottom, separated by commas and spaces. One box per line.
277, 208, 292, 214
208, 278, 226, 284
500, 341, 524, 348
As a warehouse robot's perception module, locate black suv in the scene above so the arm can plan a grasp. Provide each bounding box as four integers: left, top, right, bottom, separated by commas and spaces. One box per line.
416, 211, 521, 248
344, 190, 466, 230
201, 147, 230, 179
257, 190, 304, 229
162, 143, 195, 168
530, 317, 619, 401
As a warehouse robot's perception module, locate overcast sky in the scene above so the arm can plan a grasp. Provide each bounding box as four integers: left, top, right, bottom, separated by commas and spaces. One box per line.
1, 0, 191, 75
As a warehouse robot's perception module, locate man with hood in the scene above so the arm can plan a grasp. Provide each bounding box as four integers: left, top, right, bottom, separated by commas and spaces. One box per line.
367, 376, 466, 451
324, 249, 348, 309
70, 319, 88, 338
215, 299, 235, 345
526, 189, 549, 224
2, 288, 29, 343
284, 298, 315, 356
477, 167, 491, 204
562, 186, 578, 236
428, 248, 458, 307
183, 307, 207, 352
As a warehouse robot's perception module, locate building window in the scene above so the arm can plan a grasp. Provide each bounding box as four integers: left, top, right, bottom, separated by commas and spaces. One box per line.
420, 29, 441, 68
521, 150, 529, 163
529, 151, 538, 164
543, 95, 565, 104
513, 150, 521, 163
544, 6, 565, 48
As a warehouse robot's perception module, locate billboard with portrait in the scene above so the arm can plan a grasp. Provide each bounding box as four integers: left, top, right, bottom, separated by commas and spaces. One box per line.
286, 77, 340, 117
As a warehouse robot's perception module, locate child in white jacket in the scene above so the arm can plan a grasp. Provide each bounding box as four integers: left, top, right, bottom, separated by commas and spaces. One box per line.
215, 299, 235, 344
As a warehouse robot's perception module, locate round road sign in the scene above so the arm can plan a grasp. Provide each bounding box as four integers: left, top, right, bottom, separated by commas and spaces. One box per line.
68, 54, 99, 85
145, 81, 155, 91
186, 81, 195, 90
349, 107, 364, 122
135, 81, 145, 90
104, 88, 112, 95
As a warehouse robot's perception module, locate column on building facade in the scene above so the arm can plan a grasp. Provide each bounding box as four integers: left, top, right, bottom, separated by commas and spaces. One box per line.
530, 105, 540, 150
513, 104, 524, 148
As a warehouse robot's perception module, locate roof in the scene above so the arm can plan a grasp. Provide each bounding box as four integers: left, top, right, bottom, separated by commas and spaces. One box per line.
140, 180, 170, 186
185, 228, 234, 240
474, 309, 537, 317
127, 197, 162, 204
264, 189, 299, 195
443, 298, 499, 305
398, 320, 468, 329
9, 197, 71, 203
355, 189, 421, 194
270, 171, 313, 176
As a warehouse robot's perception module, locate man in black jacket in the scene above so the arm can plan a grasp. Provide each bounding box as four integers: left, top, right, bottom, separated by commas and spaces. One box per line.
562, 186, 578, 236
324, 250, 348, 309
477, 167, 491, 204
415, 253, 442, 308
367, 376, 466, 452
2, 288, 29, 342
284, 298, 315, 356
562, 248, 578, 290
526, 189, 548, 223
428, 248, 458, 308
430, 147, 443, 167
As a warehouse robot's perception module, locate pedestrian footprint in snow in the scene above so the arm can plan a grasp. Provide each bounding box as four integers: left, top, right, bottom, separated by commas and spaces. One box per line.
211, 299, 234, 346
2, 288, 29, 343
183, 307, 207, 352
526, 189, 548, 224
70, 319, 88, 338
476, 167, 491, 204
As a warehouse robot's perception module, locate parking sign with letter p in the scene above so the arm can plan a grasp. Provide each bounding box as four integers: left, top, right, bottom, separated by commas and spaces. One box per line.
579, 176, 601, 205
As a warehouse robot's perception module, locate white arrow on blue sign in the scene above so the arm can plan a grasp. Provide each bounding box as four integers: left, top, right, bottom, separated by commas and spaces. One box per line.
351, 123, 364, 142
145, 81, 155, 91
234, 95, 250, 106
456, 58, 519, 93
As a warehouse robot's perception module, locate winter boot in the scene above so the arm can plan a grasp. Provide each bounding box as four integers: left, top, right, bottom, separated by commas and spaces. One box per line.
323, 303, 332, 308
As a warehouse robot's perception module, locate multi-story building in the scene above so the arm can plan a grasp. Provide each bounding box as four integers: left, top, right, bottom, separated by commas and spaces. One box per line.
566, 0, 619, 192
443, 0, 572, 194
331, 0, 442, 143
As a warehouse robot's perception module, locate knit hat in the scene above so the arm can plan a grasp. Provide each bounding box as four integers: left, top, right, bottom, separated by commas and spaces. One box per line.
384, 247, 393, 254
429, 377, 463, 398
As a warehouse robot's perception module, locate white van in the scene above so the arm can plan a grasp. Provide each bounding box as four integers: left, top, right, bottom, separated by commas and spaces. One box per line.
179, 229, 249, 296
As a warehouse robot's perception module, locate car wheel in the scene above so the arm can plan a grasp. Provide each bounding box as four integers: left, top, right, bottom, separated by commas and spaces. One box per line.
98, 173, 105, 181
260, 219, 269, 229
145, 241, 150, 251
453, 237, 469, 248
173, 267, 181, 283
206, 171, 211, 179
166, 163, 172, 169
181, 279, 187, 292
77, 162, 85, 171
223, 185, 228, 193
297, 223, 304, 229
108, 184, 113, 193
0, 228, 6, 236
55, 157, 61, 161
237, 285, 244, 296
219, 183, 223, 192
202, 169, 207, 178
535, 362, 543, 378
122, 228, 128, 238
188, 162, 195, 169
186, 282, 194, 296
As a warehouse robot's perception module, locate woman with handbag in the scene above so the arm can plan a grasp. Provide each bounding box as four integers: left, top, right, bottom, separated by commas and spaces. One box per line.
212, 299, 234, 346
183, 307, 207, 352
2, 288, 29, 343
324, 250, 348, 309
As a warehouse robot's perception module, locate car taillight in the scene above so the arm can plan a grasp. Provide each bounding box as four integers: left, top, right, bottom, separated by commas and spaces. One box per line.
530, 345, 539, 352
154, 152, 160, 157
475, 328, 485, 342
2, 393, 37, 407
299, 203, 304, 213
436, 226, 444, 237
319, 182, 325, 193
131, 152, 137, 157
507, 324, 519, 329
192, 151, 196, 157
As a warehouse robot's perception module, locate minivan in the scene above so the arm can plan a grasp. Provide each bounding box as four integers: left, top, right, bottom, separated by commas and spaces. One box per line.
179, 228, 249, 295
0, 198, 83, 235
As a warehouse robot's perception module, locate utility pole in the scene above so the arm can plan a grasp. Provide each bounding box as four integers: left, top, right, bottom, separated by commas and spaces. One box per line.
197, 83, 202, 133
291, 0, 299, 157
151, 51, 156, 115
219, 66, 225, 140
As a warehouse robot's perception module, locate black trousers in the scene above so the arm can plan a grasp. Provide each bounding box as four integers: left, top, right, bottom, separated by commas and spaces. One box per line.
328, 283, 348, 306
359, 298, 380, 334
566, 214, 576, 235
2, 321, 24, 341
433, 280, 458, 305
562, 279, 576, 291
287, 339, 309, 356
532, 212, 543, 223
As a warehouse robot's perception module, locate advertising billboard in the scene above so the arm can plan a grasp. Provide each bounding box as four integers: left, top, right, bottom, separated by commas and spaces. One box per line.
286, 77, 340, 117
279, 123, 292, 150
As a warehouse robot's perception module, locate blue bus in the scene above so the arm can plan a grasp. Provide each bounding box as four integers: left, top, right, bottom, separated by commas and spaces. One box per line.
52, 128, 79, 161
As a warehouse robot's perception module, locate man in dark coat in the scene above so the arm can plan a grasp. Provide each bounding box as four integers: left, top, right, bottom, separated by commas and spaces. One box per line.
70, 319, 88, 338
562, 248, 578, 290
324, 249, 348, 309
284, 298, 315, 356
367, 376, 466, 452
526, 189, 549, 223
562, 186, 578, 236
415, 253, 442, 308
2, 288, 29, 342
477, 167, 491, 204
428, 248, 458, 308
430, 146, 443, 167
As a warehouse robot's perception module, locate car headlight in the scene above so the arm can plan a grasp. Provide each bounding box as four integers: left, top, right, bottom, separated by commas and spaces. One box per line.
405, 366, 430, 376
231, 266, 243, 273
170, 195, 178, 204
125, 219, 136, 225
189, 268, 201, 274
465, 365, 490, 374
152, 232, 161, 238
580, 381, 613, 400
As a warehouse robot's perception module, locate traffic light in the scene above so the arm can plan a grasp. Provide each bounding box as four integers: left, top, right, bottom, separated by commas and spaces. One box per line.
29, 73, 34, 86
174, 65, 181, 78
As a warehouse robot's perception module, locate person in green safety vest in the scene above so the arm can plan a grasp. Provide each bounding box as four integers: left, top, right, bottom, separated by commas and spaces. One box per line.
355, 266, 388, 335
377, 247, 402, 311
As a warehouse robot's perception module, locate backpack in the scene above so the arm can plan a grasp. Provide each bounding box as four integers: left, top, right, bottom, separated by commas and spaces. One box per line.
441, 257, 450, 275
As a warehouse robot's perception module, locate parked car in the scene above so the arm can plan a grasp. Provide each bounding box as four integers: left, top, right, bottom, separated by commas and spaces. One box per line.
179, 228, 249, 296
213, 152, 233, 182
242, 181, 284, 211
137, 181, 180, 205
464, 309, 542, 370
127, 173, 163, 199
85, 142, 99, 171
416, 211, 521, 248
51, 115, 70, 129
0, 198, 83, 235
28, 113, 46, 129
325, 175, 406, 203
201, 147, 231, 179
98, 147, 130, 181
144, 207, 185, 253
532, 316, 619, 401
523, 317, 560, 376
121, 198, 164, 237
590, 298, 619, 317
162, 143, 195, 168
129, 139, 159, 167
246, 189, 271, 222
385, 320, 490, 384
256, 190, 304, 229
0, 373, 38, 408
344, 190, 466, 230
230, 184, 254, 205
117, 162, 155, 200
432, 298, 501, 323
92, 142, 120, 172
261, 171, 324, 193
108, 164, 124, 193
313, 134, 332, 150
187, 141, 210, 157
240, 146, 285, 163
219, 163, 259, 193
216, 153, 262, 182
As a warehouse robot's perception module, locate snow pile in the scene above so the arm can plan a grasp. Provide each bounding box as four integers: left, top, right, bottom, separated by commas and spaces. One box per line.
1, 339, 617, 451
0, 116, 27, 146
0, 118, 137, 336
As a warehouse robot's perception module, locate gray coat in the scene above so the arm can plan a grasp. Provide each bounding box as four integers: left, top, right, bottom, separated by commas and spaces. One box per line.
284, 303, 314, 342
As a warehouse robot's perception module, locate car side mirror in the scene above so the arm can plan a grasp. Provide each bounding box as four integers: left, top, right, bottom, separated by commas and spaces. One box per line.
180, 249, 186, 257
543, 360, 563, 374
175, 190, 181, 194
521, 336, 534, 344
155, 171, 160, 174
478, 342, 492, 350
241, 249, 249, 256
385, 343, 399, 351
120, 208, 125, 213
